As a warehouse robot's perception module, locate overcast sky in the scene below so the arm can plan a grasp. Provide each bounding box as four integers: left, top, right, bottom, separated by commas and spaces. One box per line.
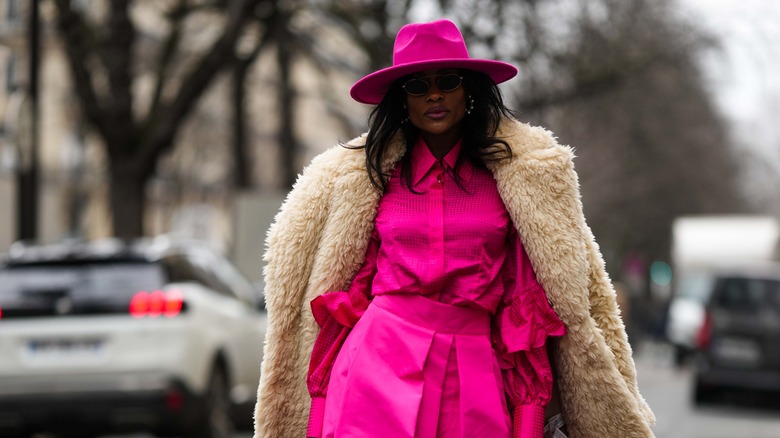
678, 0, 780, 152
678, 0, 780, 206
680, 0, 780, 114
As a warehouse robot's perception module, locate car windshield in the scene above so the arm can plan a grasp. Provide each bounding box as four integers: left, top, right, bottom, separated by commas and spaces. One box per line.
675, 271, 716, 303
714, 277, 780, 312
0, 261, 166, 300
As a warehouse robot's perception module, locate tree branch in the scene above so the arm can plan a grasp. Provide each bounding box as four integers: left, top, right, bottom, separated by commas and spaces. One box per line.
146, 0, 189, 134
516, 71, 624, 112
98, 0, 135, 147
136, 0, 265, 176
53, 0, 111, 148
229, 10, 275, 189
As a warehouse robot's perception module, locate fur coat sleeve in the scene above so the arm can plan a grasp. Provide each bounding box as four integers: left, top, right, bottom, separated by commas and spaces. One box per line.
254, 118, 655, 438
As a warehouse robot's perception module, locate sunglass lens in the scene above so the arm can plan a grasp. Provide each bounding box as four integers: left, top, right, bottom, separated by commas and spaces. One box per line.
437, 74, 461, 92
404, 78, 428, 95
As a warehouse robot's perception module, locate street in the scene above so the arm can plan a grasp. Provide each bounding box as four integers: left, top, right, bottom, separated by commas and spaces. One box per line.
227, 342, 780, 438
38, 342, 780, 438
636, 343, 780, 438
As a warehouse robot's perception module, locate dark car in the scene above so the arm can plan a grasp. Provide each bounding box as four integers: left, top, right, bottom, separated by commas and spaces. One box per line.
692, 264, 780, 405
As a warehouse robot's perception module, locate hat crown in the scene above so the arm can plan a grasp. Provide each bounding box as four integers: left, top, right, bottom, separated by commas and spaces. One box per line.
350, 19, 517, 104
393, 20, 470, 66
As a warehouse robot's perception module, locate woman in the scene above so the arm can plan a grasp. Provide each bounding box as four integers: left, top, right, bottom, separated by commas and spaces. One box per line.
255, 19, 655, 438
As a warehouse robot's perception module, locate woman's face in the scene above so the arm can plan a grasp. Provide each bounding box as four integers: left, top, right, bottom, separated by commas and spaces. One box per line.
404, 68, 467, 146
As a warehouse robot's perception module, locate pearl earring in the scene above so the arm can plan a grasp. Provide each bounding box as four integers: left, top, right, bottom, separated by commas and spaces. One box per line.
466, 96, 474, 115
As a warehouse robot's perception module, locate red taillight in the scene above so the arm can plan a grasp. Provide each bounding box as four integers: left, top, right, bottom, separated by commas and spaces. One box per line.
165, 388, 184, 411
164, 289, 183, 317
696, 311, 713, 350
129, 291, 150, 319
130, 290, 184, 318
148, 290, 165, 317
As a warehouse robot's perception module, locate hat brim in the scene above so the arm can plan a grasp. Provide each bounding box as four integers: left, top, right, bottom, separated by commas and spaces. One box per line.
350, 59, 518, 105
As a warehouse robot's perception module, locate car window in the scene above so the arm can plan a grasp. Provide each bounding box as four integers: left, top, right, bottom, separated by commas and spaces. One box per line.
160, 248, 257, 307
0, 262, 167, 318
183, 250, 237, 299
714, 277, 780, 312
675, 271, 716, 303
0, 262, 166, 299
209, 253, 257, 307
162, 254, 202, 284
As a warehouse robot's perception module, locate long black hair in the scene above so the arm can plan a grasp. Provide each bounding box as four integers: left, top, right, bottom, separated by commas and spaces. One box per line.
348, 69, 515, 192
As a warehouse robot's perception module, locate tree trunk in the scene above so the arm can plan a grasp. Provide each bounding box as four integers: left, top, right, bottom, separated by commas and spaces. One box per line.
109, 166, 146, 238
231, 60, 253, 189
276, 17, 298, 189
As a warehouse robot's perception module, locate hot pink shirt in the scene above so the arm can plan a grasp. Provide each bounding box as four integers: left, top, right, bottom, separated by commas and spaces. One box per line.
306, 138, 565, 438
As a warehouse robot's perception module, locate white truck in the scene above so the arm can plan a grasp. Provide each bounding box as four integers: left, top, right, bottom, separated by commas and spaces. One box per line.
665, 215, 780, 365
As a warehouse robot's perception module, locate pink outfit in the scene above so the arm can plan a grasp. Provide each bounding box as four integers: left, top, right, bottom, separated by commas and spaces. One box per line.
306, 139, 565, 438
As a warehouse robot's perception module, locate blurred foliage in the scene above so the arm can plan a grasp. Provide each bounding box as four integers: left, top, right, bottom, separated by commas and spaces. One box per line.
530, 0, 746, 270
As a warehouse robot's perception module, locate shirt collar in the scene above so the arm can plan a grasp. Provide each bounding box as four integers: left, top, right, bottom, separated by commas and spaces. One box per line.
410, 137, 471, 186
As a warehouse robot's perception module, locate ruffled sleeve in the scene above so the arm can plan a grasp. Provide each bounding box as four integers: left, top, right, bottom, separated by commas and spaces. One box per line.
493, 228, 565, 438
305, 229, 380, 438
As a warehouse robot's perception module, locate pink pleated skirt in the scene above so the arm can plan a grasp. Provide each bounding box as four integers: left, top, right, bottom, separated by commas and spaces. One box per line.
322, 294, 511, 438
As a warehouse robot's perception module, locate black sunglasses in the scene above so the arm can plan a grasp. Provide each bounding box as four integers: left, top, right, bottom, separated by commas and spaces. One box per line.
402, 74, 463, 96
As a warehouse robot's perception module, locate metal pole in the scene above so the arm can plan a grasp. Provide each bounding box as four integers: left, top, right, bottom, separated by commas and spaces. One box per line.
17, 0, 40, 241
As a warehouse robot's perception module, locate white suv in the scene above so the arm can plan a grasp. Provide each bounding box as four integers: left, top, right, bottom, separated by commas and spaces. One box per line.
0, 237, 266, 438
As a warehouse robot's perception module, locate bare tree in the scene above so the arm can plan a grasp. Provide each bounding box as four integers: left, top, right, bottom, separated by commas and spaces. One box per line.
230, 4, 275, 190
542, 0, 749, 266
52, 0, 265, 237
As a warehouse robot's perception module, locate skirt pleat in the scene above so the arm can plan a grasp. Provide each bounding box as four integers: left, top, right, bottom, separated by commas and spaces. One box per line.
322, 294, 511, 438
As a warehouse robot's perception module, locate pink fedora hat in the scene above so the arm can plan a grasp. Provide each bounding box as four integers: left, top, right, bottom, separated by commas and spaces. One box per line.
350, 19, 517, 105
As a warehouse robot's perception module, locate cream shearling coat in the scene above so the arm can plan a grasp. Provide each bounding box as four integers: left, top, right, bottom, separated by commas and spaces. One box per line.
254, 117, 656, 438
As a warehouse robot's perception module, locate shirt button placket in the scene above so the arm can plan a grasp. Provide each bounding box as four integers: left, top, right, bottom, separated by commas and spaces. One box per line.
432, 164, 445, 298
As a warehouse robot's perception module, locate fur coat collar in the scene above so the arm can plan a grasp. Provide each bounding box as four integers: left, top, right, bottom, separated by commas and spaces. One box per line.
254, 118, 655, 437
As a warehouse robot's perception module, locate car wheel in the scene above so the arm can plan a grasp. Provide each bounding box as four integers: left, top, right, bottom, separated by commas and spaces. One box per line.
0, 431, 31, 438
193, 365, 234, 438
693, 380, 718, 405
673, 345, 688, 367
